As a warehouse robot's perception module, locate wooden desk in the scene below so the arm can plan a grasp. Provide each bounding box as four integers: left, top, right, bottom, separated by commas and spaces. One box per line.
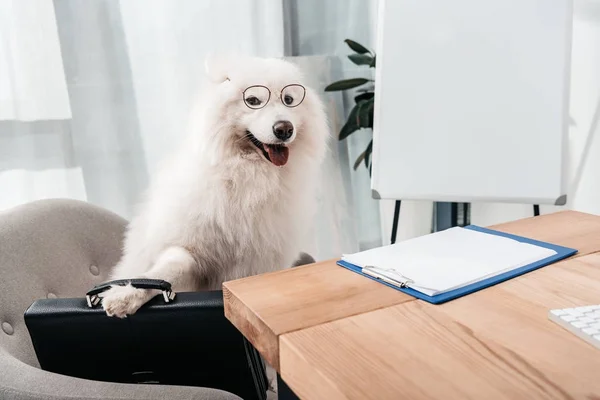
223, 210, 600, 398
280, 253, 600, 399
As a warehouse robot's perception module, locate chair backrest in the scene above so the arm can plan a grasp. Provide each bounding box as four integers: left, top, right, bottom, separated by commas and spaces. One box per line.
0, 198, 126, 366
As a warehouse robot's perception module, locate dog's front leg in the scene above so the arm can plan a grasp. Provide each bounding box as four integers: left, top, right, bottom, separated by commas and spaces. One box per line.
101, 246, 196, 318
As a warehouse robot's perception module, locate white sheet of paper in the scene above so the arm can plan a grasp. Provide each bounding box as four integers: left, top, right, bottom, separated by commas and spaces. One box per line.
342, 227, 556, 296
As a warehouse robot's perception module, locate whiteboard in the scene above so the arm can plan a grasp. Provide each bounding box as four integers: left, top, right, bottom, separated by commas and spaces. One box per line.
371, 0, 572, 205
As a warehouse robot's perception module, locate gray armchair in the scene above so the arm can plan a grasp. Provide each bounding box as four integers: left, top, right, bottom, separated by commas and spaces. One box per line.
0, 198, 242, 400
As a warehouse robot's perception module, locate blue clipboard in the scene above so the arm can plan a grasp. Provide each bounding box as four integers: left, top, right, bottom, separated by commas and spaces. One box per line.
337, 225, 578, 305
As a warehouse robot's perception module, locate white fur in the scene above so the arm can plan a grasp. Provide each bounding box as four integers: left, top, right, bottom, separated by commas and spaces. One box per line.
101, 55, 329, 318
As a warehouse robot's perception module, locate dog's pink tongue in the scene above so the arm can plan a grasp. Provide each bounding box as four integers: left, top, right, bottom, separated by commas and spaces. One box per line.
264, 145, 289, 166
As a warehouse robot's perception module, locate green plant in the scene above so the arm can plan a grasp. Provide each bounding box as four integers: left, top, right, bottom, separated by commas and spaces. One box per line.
324, 39, 376, 173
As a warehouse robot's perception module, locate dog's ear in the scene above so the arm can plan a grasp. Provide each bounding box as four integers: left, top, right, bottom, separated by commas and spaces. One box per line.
204, 53, 231, 83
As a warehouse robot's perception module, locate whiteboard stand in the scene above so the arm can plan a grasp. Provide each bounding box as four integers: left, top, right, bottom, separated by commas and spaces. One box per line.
390, 200, 538, 244
390, 200, 401, 243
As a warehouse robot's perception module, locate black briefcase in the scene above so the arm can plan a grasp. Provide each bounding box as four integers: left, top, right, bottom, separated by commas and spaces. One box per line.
24, 279, 268, 400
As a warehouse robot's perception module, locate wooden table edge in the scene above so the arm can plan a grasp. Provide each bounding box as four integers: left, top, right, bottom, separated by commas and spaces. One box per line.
223, 283, 281, 370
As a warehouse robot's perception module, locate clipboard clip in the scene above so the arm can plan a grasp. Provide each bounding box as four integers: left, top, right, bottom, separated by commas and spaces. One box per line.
362, 266, 414, 288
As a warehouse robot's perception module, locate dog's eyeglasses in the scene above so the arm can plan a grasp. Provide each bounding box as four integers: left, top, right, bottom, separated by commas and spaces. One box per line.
243, 84, 306, 109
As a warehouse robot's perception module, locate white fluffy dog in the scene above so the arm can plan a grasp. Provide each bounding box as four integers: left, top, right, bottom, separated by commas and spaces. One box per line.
101, 55, 329, 318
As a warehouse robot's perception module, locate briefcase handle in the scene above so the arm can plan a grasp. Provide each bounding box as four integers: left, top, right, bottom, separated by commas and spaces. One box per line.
85, 279, 175, 308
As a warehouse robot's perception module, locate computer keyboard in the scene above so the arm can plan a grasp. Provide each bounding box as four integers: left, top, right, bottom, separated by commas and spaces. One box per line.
548, 304, 600, 349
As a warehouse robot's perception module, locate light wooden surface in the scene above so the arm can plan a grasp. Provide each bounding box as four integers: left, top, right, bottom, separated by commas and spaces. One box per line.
223, 259, 413, 369
223, 210, 600, 398
280, 252, 600, 400
487, 210, 600, 257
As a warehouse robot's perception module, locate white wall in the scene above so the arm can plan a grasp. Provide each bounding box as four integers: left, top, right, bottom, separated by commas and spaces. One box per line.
379, 0, 600, 242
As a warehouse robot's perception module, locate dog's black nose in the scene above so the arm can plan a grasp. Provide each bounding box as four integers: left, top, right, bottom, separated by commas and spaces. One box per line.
273, 120, 294, 141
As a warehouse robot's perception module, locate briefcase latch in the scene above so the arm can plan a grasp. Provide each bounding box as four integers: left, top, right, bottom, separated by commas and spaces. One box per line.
86, 294, 101, 308
162, 288, 176, 303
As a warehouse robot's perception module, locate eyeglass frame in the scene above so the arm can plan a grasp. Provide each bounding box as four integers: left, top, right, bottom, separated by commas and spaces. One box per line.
242, 84, 306, 109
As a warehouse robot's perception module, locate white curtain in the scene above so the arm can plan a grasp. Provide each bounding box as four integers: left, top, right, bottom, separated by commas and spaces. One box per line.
0, 0, 83, 211
0, 0, 381, 261
0, 0, 71, 121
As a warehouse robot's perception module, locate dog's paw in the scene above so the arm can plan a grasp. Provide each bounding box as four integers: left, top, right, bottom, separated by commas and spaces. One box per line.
100, 284, 152, 318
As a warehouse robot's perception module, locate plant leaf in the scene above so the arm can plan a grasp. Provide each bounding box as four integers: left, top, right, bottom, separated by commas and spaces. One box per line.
339, 121, 360, 141
353, 148, 368, 170
324, 78, 369, 92
354, 100, 366, 127
348, 54, 374, 66
339, 104, 360, 140
354, 92, 374, 103
344, 39, 370, 54
364, 140, 373, 169
356, 98, 374, 128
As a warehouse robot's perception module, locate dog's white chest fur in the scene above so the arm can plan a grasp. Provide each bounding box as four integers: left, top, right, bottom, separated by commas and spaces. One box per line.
113, 151, 313, 291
